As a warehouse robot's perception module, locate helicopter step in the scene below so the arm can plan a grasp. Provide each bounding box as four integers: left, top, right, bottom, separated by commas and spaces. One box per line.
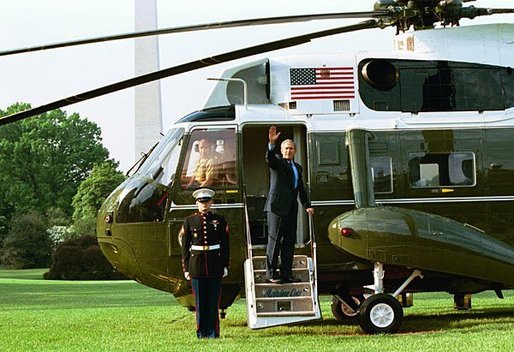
244, 255, 322, 329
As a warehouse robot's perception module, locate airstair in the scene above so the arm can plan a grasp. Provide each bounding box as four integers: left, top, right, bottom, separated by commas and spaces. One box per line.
243, 197, 321, 329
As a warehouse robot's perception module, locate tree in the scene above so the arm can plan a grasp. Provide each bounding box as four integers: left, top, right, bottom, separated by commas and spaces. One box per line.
0, 211, 52, 268
0, 103, 111, 219
43, 161, 126, 279
0, 204, 13, 247
71, 161, 126, 236
44, 235, 127, 280
0, 103, 118, 269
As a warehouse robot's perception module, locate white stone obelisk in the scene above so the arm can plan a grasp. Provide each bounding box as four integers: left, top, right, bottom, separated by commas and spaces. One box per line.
134, 0, 163, 160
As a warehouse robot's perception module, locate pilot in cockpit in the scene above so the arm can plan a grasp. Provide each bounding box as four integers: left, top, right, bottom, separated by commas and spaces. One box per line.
184, 139, 217, 188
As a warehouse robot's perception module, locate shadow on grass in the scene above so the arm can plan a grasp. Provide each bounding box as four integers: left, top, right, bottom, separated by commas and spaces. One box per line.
166, 313, 194, 324
227, 306, 514, 337
401, 307, 514, 333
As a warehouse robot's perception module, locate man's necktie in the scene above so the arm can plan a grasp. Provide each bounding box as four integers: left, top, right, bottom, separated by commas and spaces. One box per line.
289, 161, 298, 189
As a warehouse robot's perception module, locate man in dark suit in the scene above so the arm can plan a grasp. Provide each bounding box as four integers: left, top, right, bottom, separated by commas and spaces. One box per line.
181, 188, 230, 338
264, 126, 314, 284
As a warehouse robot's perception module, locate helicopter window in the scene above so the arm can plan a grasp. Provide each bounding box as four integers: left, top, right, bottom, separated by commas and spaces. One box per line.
318, 142, 340, 165
409, 152, 475, 188
176, 106, 235, 123
371, 157, 393, 194
310, 133, 351, 200
115, 128, 185, 223
136, 128, 185, 186
180, 128, 237, 190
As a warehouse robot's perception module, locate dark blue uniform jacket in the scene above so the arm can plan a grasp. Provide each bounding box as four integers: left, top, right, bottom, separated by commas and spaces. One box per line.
181, 211, 229, 278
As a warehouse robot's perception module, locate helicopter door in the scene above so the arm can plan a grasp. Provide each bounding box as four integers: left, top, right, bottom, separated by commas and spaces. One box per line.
241, 124, 309, 246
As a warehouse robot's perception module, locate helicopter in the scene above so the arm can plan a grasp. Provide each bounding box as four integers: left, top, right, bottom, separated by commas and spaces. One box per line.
1, 0, 514, 334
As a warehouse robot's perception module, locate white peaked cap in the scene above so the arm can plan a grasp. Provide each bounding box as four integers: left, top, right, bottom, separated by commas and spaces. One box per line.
192, 188, 216, 200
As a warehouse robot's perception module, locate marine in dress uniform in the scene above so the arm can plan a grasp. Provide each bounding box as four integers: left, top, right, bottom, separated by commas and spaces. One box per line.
264, 126, 314, 284
181, 188, 230, 339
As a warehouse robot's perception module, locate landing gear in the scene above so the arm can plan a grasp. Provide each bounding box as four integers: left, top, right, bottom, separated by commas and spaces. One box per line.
331, 295, 364, 321
356, 262, 422, 334
358, 293, 403, 334
454, 293, 472, 310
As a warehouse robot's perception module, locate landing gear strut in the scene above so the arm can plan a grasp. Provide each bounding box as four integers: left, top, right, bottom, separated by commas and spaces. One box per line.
357, 262, 422, 334
454, 293, 472, 310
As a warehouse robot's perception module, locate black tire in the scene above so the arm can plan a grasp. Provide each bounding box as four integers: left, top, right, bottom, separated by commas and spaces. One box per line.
358, 293, 403, 334
331, 295, 363, 321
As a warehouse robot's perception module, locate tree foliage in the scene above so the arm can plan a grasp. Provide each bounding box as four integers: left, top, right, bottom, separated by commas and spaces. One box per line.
0, 211, 52, 268
72, 162, 125, 223
71, 162, 126, 237
0, 103, 111, 219
0, 103, 117, 269
44, 235, 127, 280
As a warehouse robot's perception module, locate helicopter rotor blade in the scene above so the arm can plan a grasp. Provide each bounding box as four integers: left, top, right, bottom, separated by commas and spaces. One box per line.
460, 7, 514, 18
0, 11, 387, 57
0, 19, 380, 126
1, 2, 512, 57
487, 9, 514, 14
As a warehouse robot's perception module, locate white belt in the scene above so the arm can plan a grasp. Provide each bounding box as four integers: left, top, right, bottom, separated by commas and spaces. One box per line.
191, 244, 220, 251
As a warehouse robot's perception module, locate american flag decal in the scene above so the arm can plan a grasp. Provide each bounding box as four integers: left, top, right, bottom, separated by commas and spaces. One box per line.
290, 67, 355, 100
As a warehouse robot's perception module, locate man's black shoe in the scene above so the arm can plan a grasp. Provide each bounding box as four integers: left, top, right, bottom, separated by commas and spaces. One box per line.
266, 278, 283, 284
282, 277, 301, 283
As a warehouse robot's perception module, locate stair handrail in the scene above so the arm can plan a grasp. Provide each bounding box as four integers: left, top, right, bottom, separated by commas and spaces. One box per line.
308, 212, 318, 289
242, 185, 255, 273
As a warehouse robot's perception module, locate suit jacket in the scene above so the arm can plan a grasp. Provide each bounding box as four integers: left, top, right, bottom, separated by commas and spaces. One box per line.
264, 146, 311, 217
181, 211, 229, 278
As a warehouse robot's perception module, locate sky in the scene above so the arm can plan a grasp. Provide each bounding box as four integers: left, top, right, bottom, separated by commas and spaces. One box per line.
0, 0, 512, 172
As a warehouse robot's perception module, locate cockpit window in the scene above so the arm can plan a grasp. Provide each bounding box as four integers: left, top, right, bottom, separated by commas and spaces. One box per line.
115, 128, 184, 223
409, 152, 475, 188
137, 128, 185, 187
181, 128, 237, 189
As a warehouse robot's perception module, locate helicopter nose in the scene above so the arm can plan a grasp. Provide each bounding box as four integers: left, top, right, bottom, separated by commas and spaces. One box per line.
96, 182, 144, 281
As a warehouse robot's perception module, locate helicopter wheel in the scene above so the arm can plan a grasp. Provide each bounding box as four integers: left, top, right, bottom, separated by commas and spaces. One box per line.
358, 293, 403, 334
331, 295, 364, 321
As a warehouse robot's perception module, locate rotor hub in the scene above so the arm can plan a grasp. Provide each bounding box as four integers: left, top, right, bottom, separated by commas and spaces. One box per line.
373, 0, 507, 32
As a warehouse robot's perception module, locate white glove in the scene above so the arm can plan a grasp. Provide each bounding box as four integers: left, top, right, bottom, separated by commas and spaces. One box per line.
184, 272, 190, 280
223, 267, 228, 278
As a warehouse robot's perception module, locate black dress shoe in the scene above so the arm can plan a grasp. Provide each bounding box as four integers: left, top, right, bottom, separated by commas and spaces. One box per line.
266, 278, 283, 284
282, 277, 301, 283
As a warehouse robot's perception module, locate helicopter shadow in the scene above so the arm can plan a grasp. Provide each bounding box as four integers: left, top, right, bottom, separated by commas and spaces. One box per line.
227, 307, 514, 336
400, 307, 514, 334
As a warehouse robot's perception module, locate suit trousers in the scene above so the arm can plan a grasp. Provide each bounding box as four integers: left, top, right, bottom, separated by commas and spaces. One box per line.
266, 204, 298, 280
191, 277, 222, 338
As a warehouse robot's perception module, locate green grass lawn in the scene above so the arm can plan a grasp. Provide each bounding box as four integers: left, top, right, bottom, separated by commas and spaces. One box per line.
1, 269, 513, 352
